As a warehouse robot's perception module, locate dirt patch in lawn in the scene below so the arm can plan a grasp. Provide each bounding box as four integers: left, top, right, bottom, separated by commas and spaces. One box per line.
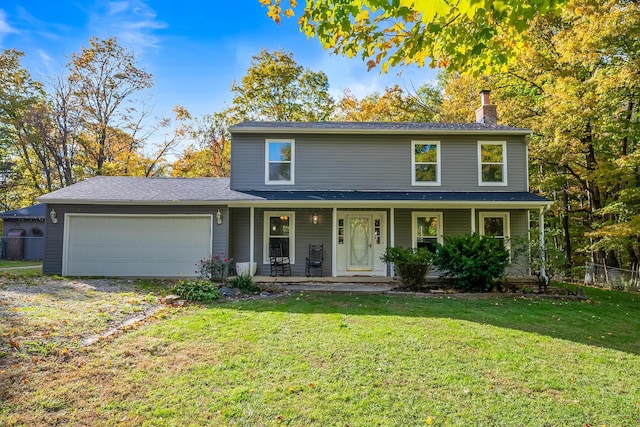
0, 276, 175, 406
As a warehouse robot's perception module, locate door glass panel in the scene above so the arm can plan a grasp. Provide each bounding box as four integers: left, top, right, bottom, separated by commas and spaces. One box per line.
349, 216, 371, 269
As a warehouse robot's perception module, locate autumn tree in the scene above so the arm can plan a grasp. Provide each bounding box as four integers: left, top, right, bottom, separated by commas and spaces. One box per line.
262, 0, 567, 74
0, 49, 52, 208
229, 49, 334, 121
336, 84, 441, 122
172, 110, 231, 178
439, 0, 640, 273
173, 49, 335, 177
68, 37, 153, 175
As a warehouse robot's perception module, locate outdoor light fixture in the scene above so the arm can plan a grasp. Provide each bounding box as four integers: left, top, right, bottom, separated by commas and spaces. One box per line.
49, 209, 58, 224
279, 215, 289, 221
312, 213, 319, 225
216, 209, 223, 225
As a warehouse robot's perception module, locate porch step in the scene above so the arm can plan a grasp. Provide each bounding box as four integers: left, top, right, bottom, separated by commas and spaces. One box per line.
251, 275, 398, 293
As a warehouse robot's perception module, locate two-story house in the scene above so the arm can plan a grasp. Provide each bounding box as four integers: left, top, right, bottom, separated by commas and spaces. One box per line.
37, 92, 550, 278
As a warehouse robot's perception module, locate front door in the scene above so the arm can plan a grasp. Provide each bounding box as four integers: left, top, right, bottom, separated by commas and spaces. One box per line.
347, 215, 372, 270
336, 211, 386, 276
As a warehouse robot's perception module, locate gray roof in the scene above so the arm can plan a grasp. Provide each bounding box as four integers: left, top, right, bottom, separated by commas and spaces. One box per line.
229, 121, 531, 135
36, 176, 257, 204
0, 204, 45, 220
36, 176, 549, 207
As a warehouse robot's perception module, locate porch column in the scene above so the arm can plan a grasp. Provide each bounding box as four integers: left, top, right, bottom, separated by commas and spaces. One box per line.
471, 208, 476, 233
332, 207, 337, 277
249, 207, 255, 277
390, 207, 395, 277
539, 206, 548, 284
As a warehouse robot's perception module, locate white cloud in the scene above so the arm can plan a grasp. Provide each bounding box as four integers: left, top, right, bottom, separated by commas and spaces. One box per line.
0, 9, 18, 43
89, 1, 167, 52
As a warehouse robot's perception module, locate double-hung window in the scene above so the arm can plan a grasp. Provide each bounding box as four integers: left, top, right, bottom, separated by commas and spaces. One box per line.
412, 212, 443, 253
412, 141, 440, 186
478, 141, 507, 185
479, 212, 510, 251
265, 139, 294, 185
264, 211, 295, 263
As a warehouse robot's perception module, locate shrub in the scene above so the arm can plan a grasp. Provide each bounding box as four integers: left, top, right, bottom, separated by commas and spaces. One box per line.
381, 246, 433, 291
228, 274, 261, 294
172, 279, 222, 303
433, 233, 510, 292
196, 253, 233, 283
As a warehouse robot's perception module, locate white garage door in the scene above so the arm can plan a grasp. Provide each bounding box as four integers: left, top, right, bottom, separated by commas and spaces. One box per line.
63, 214, 213, 277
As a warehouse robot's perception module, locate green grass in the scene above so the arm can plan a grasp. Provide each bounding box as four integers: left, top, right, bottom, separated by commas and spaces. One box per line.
3, 285, 640, 426
0, 260, 41, 269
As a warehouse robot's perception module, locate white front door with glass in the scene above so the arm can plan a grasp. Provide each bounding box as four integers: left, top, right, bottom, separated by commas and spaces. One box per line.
336, 211, 386, 276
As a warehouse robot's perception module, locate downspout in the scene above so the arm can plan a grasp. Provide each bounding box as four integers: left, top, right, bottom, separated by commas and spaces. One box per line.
539, 205, 551, 286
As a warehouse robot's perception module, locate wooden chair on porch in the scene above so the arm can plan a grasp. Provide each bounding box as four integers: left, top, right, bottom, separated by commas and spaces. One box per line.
305, 244, 323, 277
269, 241, 291, 276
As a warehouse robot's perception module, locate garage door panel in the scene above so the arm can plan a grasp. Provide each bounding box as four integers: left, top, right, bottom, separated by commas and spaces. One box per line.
64, 215, 212, 277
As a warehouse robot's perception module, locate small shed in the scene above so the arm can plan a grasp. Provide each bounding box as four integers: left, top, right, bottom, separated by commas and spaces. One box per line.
0, 204, 45, 261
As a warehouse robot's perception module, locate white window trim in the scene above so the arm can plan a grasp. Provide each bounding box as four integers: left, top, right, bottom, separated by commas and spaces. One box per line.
265, 139, 295, 185
411, 211, 443, 249
411, 140, 441, 186
478, 141, 508, 186
478, 211, 511, 252
263, 210, 295, 264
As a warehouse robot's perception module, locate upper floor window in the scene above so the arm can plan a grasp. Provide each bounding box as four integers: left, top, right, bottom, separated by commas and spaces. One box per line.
412, 141, 440, 186
265, 139, 294, 185
478, 141, 507, 186
412, 212, 443, 253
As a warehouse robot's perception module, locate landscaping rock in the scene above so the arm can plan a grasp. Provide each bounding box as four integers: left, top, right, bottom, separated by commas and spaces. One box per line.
219, 286, 241, 297
163, 294, 181, 304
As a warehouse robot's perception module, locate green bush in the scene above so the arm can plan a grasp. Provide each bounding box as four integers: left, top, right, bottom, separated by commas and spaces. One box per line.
433, 233, 510, 292
172, 279, 222, 303
381, 246, 433, 291
228, 275, 261, 294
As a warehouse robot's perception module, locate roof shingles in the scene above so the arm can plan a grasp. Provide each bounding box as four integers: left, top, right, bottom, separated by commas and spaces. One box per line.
36, 176, 548, 205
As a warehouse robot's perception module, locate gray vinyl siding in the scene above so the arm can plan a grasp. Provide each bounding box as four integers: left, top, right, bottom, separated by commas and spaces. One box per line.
43, 204, 228, 276
393, 209, 412, 248
231, 133, 528, 192
229, 207, 251, 267
243, 207, 333, 276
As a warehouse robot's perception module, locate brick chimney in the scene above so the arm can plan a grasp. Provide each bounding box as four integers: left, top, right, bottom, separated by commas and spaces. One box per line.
475, 90, 498, 126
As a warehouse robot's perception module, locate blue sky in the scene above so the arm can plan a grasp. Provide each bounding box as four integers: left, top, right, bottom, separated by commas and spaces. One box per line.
0, 0, 438, 120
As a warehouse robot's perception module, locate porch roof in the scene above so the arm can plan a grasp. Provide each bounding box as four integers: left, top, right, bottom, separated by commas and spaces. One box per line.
239, 190, 548, 203
0, 204, 45, 220
35, 176, 550, 209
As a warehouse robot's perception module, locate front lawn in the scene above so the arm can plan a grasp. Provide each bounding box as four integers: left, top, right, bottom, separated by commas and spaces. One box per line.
1, 284, 639, 426
0, 260, 41, 269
